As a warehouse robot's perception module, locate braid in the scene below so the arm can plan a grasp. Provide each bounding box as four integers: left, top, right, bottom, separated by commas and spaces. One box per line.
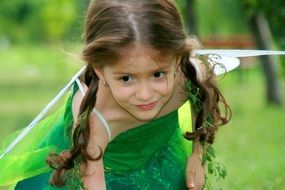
180, 52, 231, 144
47, 63, 102, 186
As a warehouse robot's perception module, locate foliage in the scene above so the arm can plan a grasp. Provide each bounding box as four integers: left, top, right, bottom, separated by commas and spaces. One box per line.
195, 0, 250, 36
178, 0, 285, 76
243, 0, 285, 40
202, 145, 227, 190
242, 0, 285, 76
185, 77, 227, 190
0, 0, 79, 44
39, 0, 77, 42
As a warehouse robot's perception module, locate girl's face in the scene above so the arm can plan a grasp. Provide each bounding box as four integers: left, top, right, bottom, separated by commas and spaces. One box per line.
96, 46, 180, 121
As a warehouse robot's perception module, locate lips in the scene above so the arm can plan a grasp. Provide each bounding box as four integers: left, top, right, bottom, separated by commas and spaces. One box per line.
135, 101, 158, 111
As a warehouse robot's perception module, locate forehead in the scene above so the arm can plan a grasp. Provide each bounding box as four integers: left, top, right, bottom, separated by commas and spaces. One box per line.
109, 45, 176, 72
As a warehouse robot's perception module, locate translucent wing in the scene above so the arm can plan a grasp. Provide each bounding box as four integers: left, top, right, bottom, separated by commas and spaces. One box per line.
193, 49, 285, 75
209, 55, 240, 75
194, 49, 285, 57
0, 66, 86, 160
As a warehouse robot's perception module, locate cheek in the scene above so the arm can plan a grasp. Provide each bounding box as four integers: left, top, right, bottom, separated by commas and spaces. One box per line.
109, 85, 134, 102
154, 78, 175, 96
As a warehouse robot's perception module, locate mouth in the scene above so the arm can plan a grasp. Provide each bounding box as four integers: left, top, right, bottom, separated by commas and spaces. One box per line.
135, 101, 158, 111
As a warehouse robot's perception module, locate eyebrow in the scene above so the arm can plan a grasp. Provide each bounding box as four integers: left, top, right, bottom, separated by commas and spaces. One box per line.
113, 63, 172, 75
112, 64, 173, 75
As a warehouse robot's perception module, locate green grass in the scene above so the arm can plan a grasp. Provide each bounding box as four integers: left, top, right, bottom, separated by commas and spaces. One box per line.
0, 46, 285, 189
213, 68, 285, 190
0, 45, 80, 145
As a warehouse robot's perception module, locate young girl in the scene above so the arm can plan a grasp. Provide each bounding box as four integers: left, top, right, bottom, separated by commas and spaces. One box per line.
5, 0, 231, 189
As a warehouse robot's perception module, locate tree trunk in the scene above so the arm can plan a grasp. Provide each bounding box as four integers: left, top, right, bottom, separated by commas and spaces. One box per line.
249, 12, 282, 106
185, 0, 198, 36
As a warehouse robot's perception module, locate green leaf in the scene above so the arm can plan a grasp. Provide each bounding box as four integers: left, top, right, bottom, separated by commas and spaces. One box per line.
207, 145, 216, 158
202, 153, 207, 165
220, 168, 227, 179
208, 162, 214, 174
206, 154, 212, 162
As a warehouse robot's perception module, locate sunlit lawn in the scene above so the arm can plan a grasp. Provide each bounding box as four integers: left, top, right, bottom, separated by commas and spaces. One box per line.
0, 45, 80, 144
214, 67, 285, 190
0, 46, 284, 189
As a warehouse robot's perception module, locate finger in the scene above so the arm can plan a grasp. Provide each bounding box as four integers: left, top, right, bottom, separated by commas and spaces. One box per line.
186, 170, 195, 189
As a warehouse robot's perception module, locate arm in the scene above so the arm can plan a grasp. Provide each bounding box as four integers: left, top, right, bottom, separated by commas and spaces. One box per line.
72, 85, 108, 190
81, 116, 108, 190
185, 109, 205, 190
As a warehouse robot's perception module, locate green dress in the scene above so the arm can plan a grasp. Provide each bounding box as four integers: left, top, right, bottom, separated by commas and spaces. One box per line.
0, 84, 192, 190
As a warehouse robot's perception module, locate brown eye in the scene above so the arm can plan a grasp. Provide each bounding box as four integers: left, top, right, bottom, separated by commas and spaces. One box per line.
119, 75, 133, 82
153, 71, 165, 78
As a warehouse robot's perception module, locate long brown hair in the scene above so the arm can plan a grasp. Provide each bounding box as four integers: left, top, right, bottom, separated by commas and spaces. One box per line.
47, 0, 231, 186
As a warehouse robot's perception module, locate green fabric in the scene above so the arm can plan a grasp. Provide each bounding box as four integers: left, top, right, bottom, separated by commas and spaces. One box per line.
0, 108, 63, 186
104, 102, 192, 189
0, 86, 76, 188
104, 110, 179, 172
0, 83, 193, 189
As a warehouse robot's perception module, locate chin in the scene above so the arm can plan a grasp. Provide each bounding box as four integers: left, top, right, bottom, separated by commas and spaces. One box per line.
134, 115, 157, 122
131, 108, 162, 122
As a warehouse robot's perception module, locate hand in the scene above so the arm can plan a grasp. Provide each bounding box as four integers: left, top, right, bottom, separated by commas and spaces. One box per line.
186, 153, 205, 190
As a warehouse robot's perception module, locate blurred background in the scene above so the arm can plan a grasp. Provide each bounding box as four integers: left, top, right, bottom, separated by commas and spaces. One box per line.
0, 0, 284, 189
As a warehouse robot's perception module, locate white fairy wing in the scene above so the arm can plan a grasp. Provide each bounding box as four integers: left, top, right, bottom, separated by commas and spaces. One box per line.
210, 55, 240, 75
193, 49, 285, 75
193, 49, 285, 57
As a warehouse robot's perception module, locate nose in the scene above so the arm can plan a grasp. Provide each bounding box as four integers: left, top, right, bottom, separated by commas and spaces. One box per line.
136, 82, 153, 101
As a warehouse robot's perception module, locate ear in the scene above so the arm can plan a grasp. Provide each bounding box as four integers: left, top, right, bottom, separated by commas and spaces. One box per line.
175, 55, 182, 70
93, 65, 105, 81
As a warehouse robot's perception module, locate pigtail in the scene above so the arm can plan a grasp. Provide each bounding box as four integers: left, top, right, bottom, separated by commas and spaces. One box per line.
74, 63, 102, 161
47, 63, 102, 187
180, 48, 231, 144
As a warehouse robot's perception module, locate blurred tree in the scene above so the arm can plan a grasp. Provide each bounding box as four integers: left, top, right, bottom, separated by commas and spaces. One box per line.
0, 0, 78, 44
259, 0, 285, 77
176, 0, 198, 36
243, 0, 282, 105
178, 0, 282, 106
185, 0, 198, 36
0, 0, 38, 43
195, 0, 249, 37
40, 0, 77, 42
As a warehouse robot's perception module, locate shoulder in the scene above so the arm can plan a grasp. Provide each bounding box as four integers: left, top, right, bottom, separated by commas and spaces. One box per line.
72, 82, 88, 121
71, 82, 109, 150
189, 57, 207, 82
